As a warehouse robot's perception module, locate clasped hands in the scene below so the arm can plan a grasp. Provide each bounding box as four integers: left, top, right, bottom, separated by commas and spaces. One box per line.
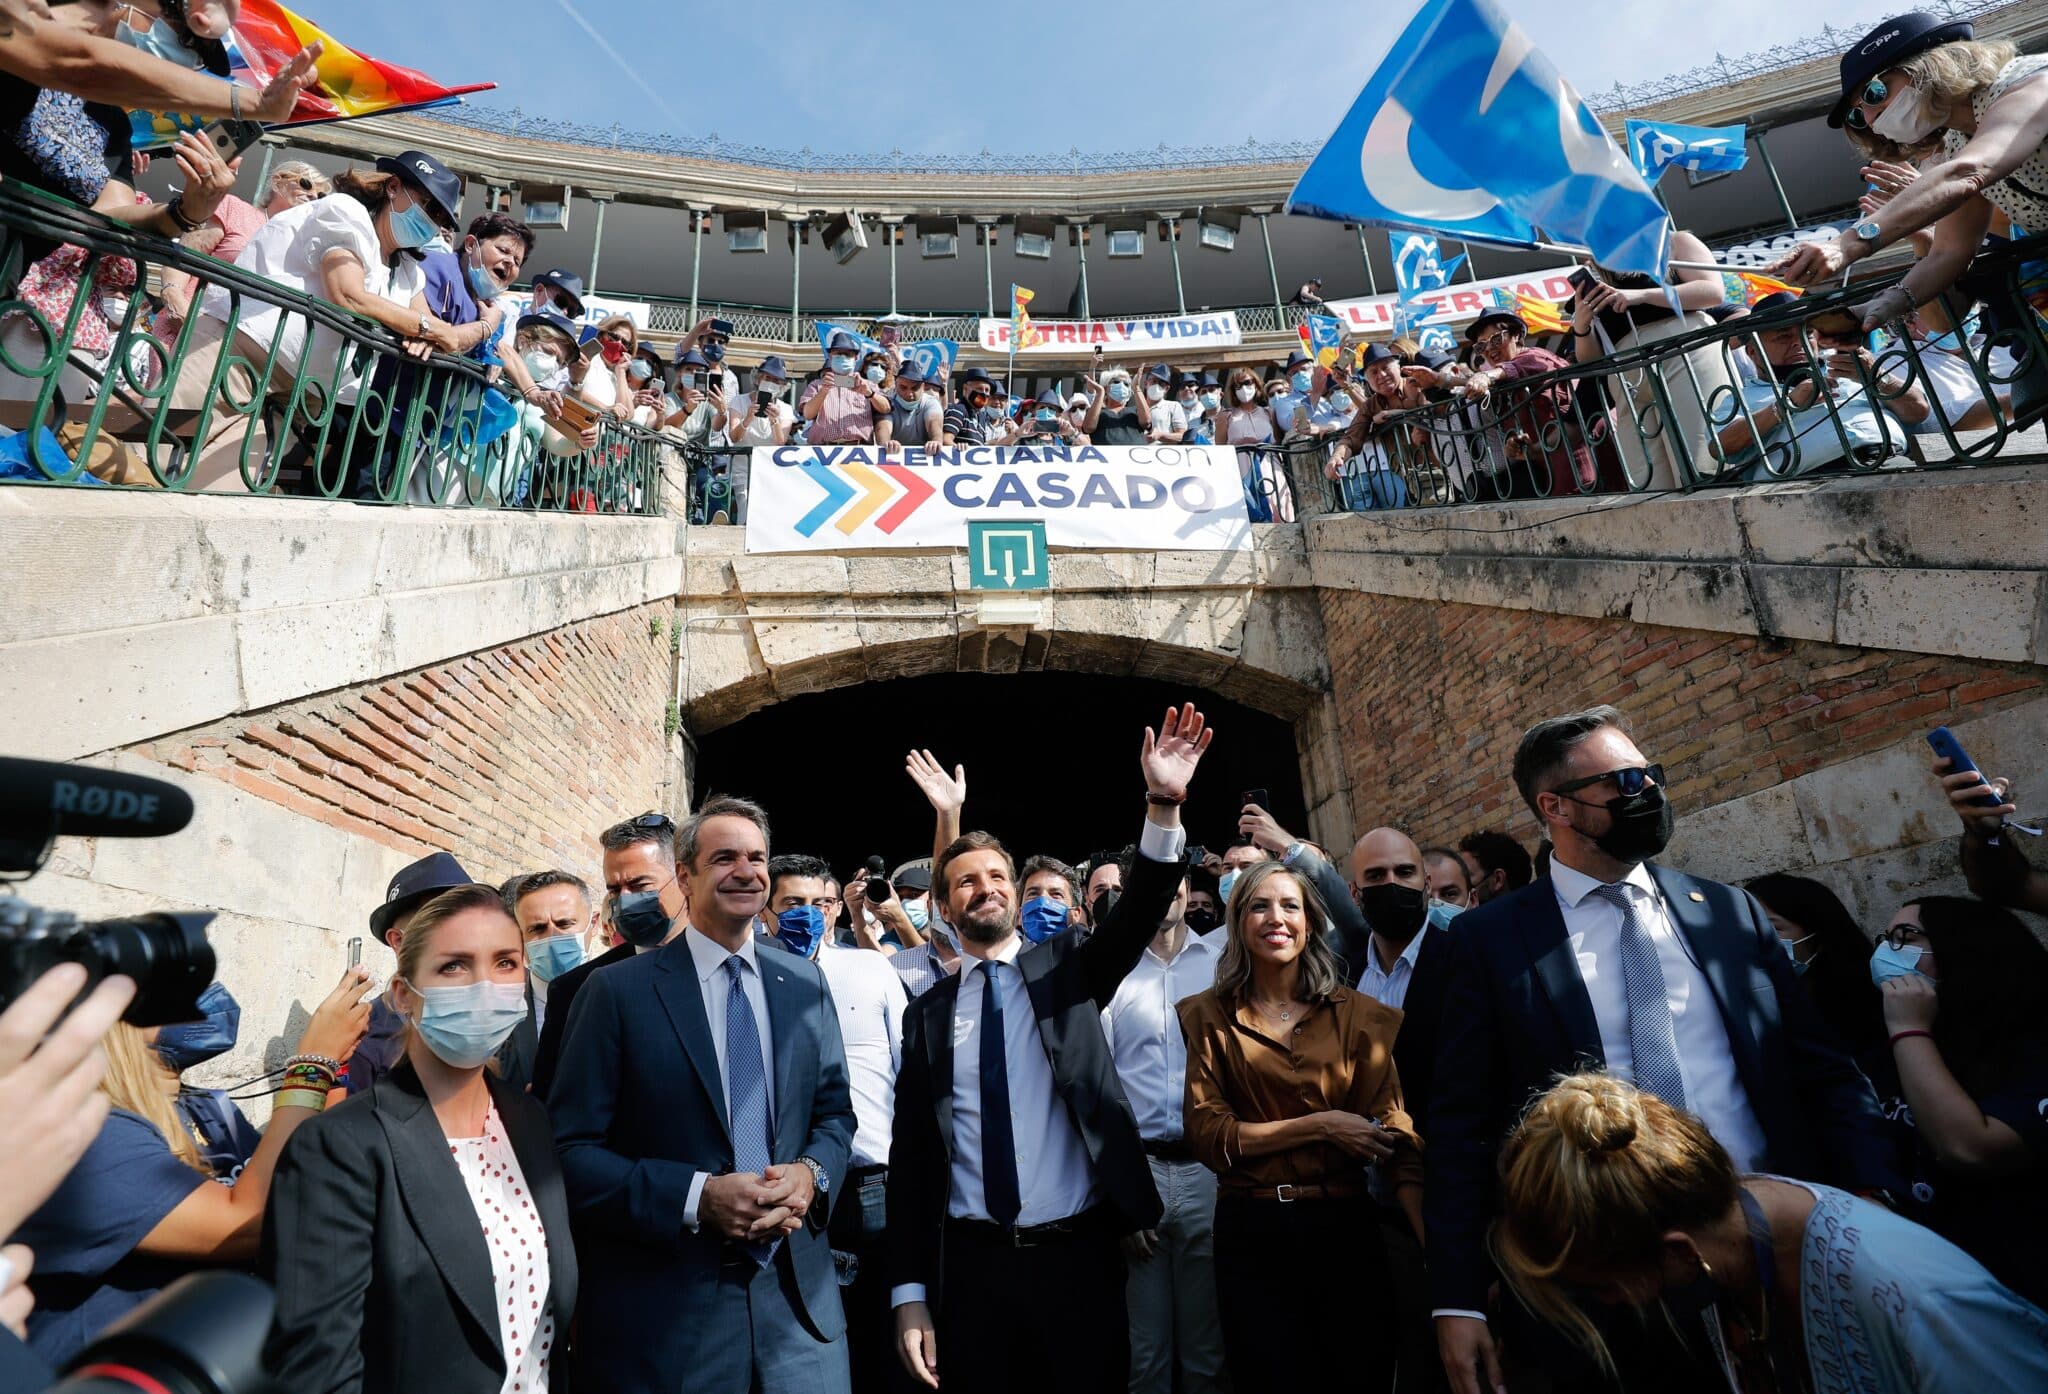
698, 1163, 815, 1243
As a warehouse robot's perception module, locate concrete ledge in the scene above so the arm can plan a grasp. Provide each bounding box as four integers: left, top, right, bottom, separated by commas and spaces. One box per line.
0, 492, 684, 757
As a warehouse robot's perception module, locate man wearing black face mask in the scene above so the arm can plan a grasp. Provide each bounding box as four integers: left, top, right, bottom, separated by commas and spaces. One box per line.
531, 812, 688, 1098
1428, 706, 1900, 1394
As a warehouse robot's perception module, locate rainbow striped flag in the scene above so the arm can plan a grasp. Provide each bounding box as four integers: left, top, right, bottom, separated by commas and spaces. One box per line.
132, 0, 493, 151
1492, 286, 1567, 336
1010, 284, 1043, 351
1720, 270, 1800, 307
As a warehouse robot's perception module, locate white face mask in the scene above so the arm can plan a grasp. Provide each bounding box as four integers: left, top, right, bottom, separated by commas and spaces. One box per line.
1235, 384, 1257, 403
1145, 383, 1165, 403
1871, 84, 1947, 145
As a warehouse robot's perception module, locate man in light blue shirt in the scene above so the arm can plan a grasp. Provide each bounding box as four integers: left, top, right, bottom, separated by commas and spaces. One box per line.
1716, 292, 1928, 479
1268, 349, 1316, 434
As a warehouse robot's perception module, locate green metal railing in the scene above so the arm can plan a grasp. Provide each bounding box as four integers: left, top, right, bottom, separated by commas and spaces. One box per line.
0, 183, 668, 512
1282, 235, 2048, 518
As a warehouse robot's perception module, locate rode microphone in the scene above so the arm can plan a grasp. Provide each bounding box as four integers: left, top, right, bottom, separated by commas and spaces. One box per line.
0, 758, 194, 873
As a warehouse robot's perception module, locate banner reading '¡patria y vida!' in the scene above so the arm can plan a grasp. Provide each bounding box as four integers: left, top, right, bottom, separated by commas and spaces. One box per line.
742, 443, 1253, 554
977, 311, 1244, 355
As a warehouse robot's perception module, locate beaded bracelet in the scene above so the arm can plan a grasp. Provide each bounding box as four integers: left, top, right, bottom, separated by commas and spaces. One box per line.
275, 1087, 330, 1113
287, 1053, 344, 1074
281, 1068, 336, 1092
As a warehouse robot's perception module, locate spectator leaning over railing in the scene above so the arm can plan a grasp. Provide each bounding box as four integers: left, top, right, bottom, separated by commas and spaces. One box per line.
577, 314, 640, 423
1563, 229, 1737, 489
520, 267, 585, 324
167, 150, 476, 492
1777, 14, 2048, 355
1303, 360, 1358, 443
1324, 343, 1416, 512
1712, 291, 1928, 480
882, 358, 942, 452
155, 160, 329, 343
943, 365, 994, 446
1455, 308, 1602, 498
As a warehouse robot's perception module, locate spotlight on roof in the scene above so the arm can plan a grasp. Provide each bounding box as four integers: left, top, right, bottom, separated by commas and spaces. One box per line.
724, 209, 766, 254
1197, 209, 1240, 252
1014, 215, 1054, 261
918, 216, 959, 260
823, 211, 869, 266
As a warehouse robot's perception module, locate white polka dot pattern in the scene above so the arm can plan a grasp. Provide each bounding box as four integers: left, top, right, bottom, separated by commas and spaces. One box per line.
448, 1105, 552, 1394
1943, 56, 2048, 233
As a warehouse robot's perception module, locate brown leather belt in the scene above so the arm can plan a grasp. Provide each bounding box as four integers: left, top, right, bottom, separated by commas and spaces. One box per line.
1239, 1181, 1369, 1203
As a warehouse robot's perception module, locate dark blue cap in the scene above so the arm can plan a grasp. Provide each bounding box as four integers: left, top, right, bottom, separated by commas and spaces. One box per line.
369, 851, 474, 935
1036, 387, 1064, 407
374, 150, 463, 228
958, 366, 994, 389
531, 269, 586, 318
1829, 12, 1973, 127
1284, 349, 1312, 369
894, 360, 927, 383
677, 348, 710, 369
1465, 310, 1526, 341
827, 330, 861, 351
1749, 291, 1804, 317
756, 354, 789, 380
1360, 341, 1401, 367
1145, 363, 1171, 382
1414, 347, 1458, 371
988, 378, 1008, 395
1200, 371, 1219, 387
517, 308, 578, 345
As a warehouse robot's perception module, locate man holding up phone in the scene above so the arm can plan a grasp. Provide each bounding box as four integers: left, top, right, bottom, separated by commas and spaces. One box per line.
801, 329, 891, 445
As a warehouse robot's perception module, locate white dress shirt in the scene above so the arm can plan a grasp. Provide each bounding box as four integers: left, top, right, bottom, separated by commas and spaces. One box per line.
1548, 858, 1768, 1172
1101, 928, 1220, 1142
892, 819, 1185, 1310
816, 940, 910, 1168
1357, 924, 1427, 1010
679, 927, 777, 1230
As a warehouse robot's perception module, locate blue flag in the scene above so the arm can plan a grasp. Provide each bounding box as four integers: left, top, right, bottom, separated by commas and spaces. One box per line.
1390, 232, 1466, 300
816, 320, 956, 384
1292, 0, 1669, 278
1624, 119, 1749, 181
1285, 1, 1539, 248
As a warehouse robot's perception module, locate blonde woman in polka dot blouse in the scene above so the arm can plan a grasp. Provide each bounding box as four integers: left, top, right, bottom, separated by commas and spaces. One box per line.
262, 884, 579, 1394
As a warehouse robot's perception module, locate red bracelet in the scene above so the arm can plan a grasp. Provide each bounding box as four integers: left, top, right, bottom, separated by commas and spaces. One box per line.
1889, 1029, 1934, 1046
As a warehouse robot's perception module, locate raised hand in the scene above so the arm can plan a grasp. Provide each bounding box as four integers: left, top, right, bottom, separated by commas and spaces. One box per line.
906, 749, 966, 815
250, 40, 325, 125
1140, 702, 1213, 802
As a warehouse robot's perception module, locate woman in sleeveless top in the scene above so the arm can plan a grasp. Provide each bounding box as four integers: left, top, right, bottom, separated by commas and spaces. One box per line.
1775, 15, 2048, 332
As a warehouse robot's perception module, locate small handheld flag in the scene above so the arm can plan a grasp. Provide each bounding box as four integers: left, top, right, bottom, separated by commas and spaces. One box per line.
1493, 287, 1567, 336
1300, 315, 1345, 368
1624, 119, 1750, 182
1010, 284, 1043, 351
1720, 270, 1800, 307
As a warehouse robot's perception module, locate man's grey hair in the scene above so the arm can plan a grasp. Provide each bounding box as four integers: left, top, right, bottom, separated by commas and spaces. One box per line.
599, 814, 678, 862
679, 795, 771, 870
1512, 705, 1632, 818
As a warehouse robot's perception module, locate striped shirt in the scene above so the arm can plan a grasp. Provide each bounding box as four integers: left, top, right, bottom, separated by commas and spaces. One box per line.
942, 401, 985, 445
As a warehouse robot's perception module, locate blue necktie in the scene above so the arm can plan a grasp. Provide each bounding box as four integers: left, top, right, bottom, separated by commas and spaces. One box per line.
1590, 883, 1688, 1110
723, 955, 778, 1265
978, 961, 1022, 1226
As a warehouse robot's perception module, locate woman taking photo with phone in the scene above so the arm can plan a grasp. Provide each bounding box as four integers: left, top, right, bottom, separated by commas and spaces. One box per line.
264, 884, 578, 1394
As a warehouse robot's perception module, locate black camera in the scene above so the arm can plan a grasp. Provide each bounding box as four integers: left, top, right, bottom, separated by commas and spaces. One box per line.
0, 756, 212, 1026
864, 855, 893, 902
50, 1270, 273, 1394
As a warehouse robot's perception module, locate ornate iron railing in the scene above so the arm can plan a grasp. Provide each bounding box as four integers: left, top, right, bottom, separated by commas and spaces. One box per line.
1278, 234, 2048, 519
0, 183, 668, 512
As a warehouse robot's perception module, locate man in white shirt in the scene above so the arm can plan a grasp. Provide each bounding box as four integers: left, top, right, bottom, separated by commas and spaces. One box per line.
1142, 364, 1187, 442
1428, 706, 1902, 1394
766, 853, 910, 1394
1100, 861, 1227, 1394
889, 703, 1216, 1394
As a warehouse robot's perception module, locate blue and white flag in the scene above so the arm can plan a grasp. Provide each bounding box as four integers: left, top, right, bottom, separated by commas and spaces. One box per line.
816, 320, 957, 383
1416, 325, 1460, 356
1624, 119, 1749, 181
1391, 231, 1466, 300
1290, 0, 1669, 278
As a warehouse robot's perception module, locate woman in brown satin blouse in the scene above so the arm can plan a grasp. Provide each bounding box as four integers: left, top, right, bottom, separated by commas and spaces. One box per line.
1179, 859, 1422, 1391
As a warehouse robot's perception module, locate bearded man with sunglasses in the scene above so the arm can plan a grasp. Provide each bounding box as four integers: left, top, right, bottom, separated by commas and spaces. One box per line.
1426, 705, 1902, 1394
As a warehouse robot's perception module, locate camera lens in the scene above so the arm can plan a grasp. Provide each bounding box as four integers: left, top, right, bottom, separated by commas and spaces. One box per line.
73, 913, 217, 1026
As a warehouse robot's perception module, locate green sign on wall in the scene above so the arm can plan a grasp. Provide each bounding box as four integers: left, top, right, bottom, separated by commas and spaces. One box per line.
967, 521, 1049, 591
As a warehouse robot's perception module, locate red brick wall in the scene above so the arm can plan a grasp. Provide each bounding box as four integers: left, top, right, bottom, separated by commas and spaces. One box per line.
1318, 592, 2045, 847
136, 605, 675, 884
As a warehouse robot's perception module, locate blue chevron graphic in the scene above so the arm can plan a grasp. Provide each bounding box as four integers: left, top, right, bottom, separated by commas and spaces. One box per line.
795, 460, 857, 536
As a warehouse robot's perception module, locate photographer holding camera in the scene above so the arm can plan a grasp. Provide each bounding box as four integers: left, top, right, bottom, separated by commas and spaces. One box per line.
13, 966, 370, 1365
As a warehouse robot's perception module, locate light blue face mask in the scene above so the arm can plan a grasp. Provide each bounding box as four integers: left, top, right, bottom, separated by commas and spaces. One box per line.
402, 978, 528, 1068
466, 261, 506, 302
526, 934, 585, 983
1106, 381, 1132, 405
1217, 869, 1239, 905
1291, 370, 1314, 393
904, 899, 930, 931
115, 10, 202, 70
390, 199, 440, 250
1869, 941, 1928, 987
1200, 391, 1220, 411
829, 353, 857, 374
1426, 900, 1463, 933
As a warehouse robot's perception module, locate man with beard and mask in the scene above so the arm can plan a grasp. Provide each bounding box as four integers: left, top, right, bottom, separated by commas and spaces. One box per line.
767, 854, 911, 1394
1182, 878, 1221, 936
1429, 706, 1902, 1394
530, 812, 690, 1099
552, 797, 856, 1394
1098, 849, 1228, 1394
889, 703, 1215, 1394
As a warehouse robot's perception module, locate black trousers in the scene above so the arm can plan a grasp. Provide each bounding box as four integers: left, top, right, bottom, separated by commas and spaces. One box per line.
1215, 1193, 1393, 1392
937, 1215, 1128, 1394
1378, 1205, 1449, 1394
831, 1166, 915, 1394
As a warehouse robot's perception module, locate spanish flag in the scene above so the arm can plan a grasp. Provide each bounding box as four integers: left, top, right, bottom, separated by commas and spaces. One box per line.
1010, 284, 1043, 351
1720, 270, 1800, 307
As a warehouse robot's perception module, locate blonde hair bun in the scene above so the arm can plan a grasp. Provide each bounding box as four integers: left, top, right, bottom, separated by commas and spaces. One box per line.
1551, 1072, 1645, 1155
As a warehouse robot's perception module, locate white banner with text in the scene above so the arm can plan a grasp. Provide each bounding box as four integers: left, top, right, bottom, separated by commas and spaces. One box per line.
977, 311, 1244, 355
1326, 267, 1582, 334
743, 443, 1253, 553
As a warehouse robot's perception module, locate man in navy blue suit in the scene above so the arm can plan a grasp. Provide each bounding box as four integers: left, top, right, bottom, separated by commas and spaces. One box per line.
550, 795, 856, 1393
1428, 705, 1901, 1394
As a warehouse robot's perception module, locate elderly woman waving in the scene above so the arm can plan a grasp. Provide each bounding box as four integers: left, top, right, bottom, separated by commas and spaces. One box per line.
1774, 12, 2048, 329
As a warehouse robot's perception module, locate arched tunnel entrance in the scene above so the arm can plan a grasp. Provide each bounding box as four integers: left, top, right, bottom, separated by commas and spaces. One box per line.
692, 671, 1309, 878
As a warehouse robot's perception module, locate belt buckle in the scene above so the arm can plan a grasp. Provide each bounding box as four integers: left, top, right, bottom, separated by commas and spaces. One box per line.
1006, 1224, 1034, 1249
1275, 1183, 1298, 1204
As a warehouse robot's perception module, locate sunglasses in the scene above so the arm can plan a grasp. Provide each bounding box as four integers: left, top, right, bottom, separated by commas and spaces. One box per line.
1551, 764, 1666, 800
1474, 330, 1515, 349
1845, 76, 1889, 131
601, 331, 632, 345
629, 811, 675, 832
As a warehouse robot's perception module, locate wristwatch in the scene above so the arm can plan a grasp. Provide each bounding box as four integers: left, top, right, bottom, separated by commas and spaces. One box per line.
1847, 217, 1885, 258
797, 1155, 829, 1213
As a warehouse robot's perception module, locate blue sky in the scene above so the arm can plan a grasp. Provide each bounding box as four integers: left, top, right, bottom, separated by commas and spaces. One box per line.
338, 0, 1892, 157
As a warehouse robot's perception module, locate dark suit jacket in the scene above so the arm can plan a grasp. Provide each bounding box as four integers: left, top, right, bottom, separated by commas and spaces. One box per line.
1292, 849, 1454, 1128
888, 841, 1183, 1312
263, 1064, 579, 1394
1424, 861, 1902, 1312
531, 941, 632, 1099
548, 933, 855, 1392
